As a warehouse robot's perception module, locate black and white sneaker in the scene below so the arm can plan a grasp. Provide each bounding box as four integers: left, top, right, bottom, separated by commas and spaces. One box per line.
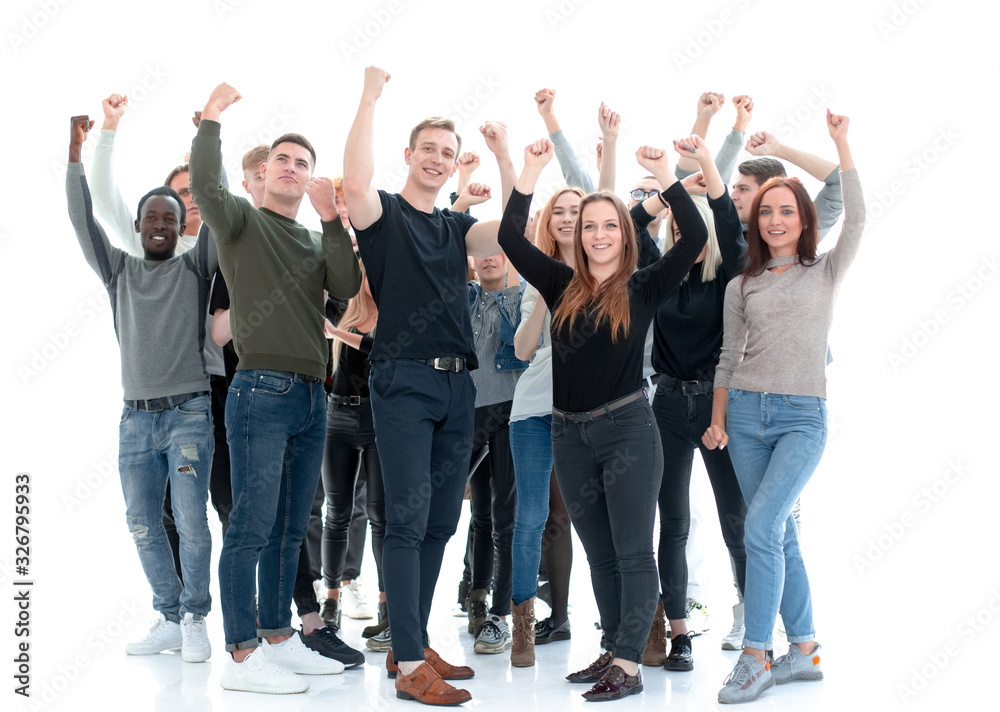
299, 627, 364, 668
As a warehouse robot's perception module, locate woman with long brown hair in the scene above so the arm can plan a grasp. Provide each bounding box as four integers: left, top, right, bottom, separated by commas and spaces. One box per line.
498, 138, 707, 701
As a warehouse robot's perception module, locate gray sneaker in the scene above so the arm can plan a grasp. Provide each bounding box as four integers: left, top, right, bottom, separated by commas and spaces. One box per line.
772, 643, 823, 684
474, 614, 512, 654
366, 626, 391, 652
718, 653, 774, 704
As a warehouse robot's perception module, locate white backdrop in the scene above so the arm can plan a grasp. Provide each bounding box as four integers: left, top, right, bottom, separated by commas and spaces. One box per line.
2, 0, 998, 710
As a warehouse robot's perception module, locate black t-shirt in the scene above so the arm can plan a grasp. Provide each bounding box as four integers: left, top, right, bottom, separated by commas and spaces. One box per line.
353, 190, 479, 368
208, 269, 239, 383
497, 185, 707, 412
331, 332, 374, 397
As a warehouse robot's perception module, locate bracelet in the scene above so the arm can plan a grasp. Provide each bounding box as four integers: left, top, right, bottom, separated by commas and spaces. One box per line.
657, 190, 670, 209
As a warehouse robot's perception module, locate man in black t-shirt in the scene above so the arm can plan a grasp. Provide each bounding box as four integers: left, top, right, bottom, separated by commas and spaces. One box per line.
343, 66, 513, 705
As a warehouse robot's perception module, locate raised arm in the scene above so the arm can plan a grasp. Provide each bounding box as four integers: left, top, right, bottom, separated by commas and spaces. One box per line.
455, 152, 480, 196
673, 134, 725, 199
676, 92, 723, 174
823, 111, 864, 283
343, 66, 390, 231
596, 102, 619, 193
480, 121, 516, 210
451, 182, 492, 214
745, 130, 837, 183
89, 93, 144, 255
535, 88, 595, 192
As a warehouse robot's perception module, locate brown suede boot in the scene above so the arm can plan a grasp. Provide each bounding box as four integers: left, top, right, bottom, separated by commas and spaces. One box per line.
642, 602, 667, 666
510, 598, 536, 668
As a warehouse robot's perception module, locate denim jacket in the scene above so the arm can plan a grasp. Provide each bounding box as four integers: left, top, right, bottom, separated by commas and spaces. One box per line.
468, 282, 530, 372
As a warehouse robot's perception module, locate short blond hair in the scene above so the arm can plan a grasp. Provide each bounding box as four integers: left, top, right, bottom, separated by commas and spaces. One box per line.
241, 144, 270, 173
408, 117, 461, 155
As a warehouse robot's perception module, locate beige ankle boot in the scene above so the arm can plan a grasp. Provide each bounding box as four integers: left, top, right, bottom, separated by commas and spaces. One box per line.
643, 602, 667, 666
510, 598, 535, 667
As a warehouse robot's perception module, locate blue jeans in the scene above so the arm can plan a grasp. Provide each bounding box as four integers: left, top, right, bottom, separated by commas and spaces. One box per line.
509, 414, 553, 605
118, 394, 213, 620
725, 389, 827, 650
219, 370, 327, 651
552, 397, 662, 665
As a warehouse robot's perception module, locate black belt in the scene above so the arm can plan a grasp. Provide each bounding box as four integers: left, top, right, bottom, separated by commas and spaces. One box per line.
553, 390, 646, 423
125, 391, 207, 413
657, 375, 715, 396
333, 395, 369, 406
414, 357, 467, 372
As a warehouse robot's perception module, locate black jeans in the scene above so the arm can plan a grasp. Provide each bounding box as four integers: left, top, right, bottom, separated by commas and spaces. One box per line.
651, 379, 747, 621
552, 395, 662, 665
370, 360, 475, 662
468, 401, 517, 617
321, 399, 386, 592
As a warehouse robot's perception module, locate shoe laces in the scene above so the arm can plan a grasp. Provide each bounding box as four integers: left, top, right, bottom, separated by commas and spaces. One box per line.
723, 658, 757, 687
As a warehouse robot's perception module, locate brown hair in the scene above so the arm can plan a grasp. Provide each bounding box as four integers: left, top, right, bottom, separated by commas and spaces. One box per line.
742, 177, 818, 282
408, 117, 462, 155
535, 187, 585, 260
241, 144, 270, 173
551, 192, 637, 343
331, 262, 377, 373
164, 164, 189, 188
737, 157, 786, 187
269, 133, 316, 168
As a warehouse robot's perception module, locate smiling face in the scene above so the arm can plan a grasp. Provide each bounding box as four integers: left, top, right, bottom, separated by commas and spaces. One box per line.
473, 252, 507, 290
405, 127, 458, 191
137, 195, 184, 261
262, 142, 314, 202
168, 171, 200, 234
548, 190, 581, 253
756, 185, 803, 258
580, 199, 624, 276
731, 173, 761, 224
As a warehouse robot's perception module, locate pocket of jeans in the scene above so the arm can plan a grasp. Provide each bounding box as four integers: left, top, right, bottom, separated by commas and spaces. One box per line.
550, 418, 565, 441
176, 395, 210, 416
120, 406, 132, 425
727, 388, 743, 404
782, 394, 822, 411
369, 361, 397, 398
608, 402, 652, 431
254, 372, 292, 395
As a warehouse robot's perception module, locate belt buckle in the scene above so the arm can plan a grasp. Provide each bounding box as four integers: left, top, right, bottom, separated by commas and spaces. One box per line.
349, 396, 362, 406
145, 398, 166, 413
681, 380, 698, 396
432, 357, 458, 372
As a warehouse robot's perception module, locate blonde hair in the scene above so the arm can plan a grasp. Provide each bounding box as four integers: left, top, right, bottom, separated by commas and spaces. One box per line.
663, 195, 720, 282
331, 262, 377, 373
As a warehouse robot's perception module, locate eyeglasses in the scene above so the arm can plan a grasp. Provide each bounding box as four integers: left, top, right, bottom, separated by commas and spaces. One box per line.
630, 188, 659, 201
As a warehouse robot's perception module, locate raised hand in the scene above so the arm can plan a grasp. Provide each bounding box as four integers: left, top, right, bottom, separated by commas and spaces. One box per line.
673, 134, 712, 164
680, 171, 708, 195
534, 88, 556, 117
827, 109, 849, 142
745, 130, 781, 157
480, 121, 510, 159
306, 177, 338, 222
459, 182, 492, 206
732, 95, 754, 132
598, 102, 620, 139
635, 145, 670, 175
203, 82, 242, 121
101, 94, 128, 130
363, 66, 390, 100
457, 152, 481, 178
192, 110, 202, 129
523, 138, 554, 168
697, 91, 725, 119
69, 115, 95, 162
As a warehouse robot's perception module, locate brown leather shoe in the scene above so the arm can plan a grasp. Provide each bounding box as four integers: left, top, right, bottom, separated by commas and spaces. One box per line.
566, 651, 614, 683
581, 665, 643, 701
395, 662, 472, 706
510, 598, 535, 667
642, 602, 667, 666
388, 648, 475, 680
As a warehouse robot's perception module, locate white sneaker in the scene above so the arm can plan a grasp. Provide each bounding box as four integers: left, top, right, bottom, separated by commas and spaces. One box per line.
721, 603, 744, 651
221, 647, 309, 694
261, 634, 345, 674
126, 614, 182, 655
180, 613, 211, 662
686, 598, 710, 635
341, 578, 374, 619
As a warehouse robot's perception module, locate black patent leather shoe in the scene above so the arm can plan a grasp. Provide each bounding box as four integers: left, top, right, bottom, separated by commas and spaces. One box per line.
582, 665, 643, 701
535, 616, 571, 645
566, 651, 614, 683
663, 632, 694, 672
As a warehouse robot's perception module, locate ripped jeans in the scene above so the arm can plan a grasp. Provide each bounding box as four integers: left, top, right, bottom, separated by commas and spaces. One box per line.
119, 394, 214, 621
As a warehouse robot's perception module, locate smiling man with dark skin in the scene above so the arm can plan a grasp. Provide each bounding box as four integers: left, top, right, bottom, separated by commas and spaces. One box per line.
66, 115, 219, 665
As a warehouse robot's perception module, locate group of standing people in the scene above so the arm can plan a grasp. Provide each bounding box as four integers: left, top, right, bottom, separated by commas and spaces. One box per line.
66, 64, 863, 706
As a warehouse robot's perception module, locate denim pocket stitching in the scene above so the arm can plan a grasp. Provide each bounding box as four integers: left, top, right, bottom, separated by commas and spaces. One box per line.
254, 374, 292, 395
782, 395, 822, 411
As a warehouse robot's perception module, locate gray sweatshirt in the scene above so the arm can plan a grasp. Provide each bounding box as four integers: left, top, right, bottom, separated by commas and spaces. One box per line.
714, 168, 864, 399
66, 162, 218, 400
